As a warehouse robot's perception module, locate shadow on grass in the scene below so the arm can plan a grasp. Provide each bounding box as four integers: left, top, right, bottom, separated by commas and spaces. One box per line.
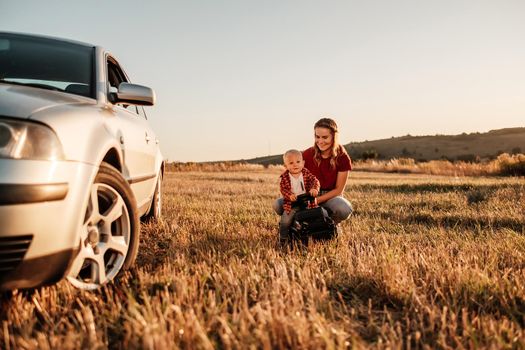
349, 183, 523, 194
186, 232, 267, 258
327, 274, 408, 342
328, 273, 525, 346
355, 210, 525, 232
329, 274, 408, 310
407, 213, 524, 232
138, 227, 272, 272
0, 290, 13, 315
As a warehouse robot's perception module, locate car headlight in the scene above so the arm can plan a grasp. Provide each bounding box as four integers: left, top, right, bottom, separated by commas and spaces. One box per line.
0, 118, 64, 160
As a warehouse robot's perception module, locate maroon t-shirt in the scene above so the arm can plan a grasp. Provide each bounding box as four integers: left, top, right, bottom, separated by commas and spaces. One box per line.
302, 147, 352, 191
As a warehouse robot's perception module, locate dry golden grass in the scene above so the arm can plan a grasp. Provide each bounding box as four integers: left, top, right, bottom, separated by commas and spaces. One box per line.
166, 162, 276, 172
354, 153, 525, 177
1, 169, 524, 349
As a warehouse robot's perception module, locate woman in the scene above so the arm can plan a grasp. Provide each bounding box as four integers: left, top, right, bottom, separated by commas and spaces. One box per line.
273, 117, 353, 226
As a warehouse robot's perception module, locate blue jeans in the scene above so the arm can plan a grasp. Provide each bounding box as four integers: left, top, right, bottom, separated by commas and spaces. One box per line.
279, 208, 298, 239
273, 196, 353, 225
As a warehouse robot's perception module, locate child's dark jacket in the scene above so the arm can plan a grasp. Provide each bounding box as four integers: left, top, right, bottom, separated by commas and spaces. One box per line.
280, 168, 320, 214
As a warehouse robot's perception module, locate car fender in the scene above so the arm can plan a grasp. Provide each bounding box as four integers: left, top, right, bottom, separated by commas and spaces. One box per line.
28, 103, 124, 165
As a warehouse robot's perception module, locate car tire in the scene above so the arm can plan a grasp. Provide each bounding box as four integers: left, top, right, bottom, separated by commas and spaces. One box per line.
144, 171, 162, 222
66, 162, 140, 290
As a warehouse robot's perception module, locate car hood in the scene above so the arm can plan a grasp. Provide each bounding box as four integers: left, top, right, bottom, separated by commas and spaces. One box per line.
0, 83, 95, 119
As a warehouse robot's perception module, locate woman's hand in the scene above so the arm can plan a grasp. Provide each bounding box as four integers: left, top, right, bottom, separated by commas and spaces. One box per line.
309, 188, 319, 197
289, 194, 297, 202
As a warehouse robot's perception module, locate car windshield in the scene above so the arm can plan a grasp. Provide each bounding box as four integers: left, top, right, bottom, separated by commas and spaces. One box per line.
0, 33, 95, 98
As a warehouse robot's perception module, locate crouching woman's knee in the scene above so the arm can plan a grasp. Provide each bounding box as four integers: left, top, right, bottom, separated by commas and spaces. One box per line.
339, 201, 353, 221
330, 198, 353, 223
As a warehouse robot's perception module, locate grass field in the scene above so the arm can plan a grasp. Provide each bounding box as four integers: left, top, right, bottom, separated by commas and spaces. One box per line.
1, 169, 524, 349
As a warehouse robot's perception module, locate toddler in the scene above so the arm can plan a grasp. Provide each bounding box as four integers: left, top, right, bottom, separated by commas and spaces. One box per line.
278, 149, 320, 242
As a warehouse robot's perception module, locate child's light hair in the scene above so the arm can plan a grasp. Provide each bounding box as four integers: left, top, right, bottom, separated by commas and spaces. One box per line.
283, 149, 303, 162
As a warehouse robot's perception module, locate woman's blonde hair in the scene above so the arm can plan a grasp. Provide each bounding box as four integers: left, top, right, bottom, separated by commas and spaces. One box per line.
313, 118, 347, 169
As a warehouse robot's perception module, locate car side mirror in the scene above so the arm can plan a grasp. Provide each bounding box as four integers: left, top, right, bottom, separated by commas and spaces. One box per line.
111, 82, 156, 106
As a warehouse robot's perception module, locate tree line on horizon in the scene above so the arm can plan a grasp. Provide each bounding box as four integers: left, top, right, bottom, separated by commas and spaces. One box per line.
241, 127, 525, 166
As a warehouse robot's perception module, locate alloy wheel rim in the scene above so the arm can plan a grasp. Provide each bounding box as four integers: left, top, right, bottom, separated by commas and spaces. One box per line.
67, 183, 130, 290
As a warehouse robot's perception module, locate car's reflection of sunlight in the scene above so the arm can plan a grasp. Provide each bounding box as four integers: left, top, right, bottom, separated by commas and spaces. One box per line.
45, 160, 59, 182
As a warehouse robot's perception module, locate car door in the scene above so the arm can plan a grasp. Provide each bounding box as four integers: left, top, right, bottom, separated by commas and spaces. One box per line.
104, 56, 158, 210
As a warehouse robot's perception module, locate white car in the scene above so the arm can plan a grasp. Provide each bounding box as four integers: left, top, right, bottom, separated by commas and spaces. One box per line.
0, 32, 164, 290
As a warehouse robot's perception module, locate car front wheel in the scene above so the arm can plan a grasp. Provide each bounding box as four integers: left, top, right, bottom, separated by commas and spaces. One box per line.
67, 162, 140, 290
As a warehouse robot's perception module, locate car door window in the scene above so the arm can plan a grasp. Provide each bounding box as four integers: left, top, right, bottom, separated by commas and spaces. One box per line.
107, 58, 126, 86
107, 58, 139, 116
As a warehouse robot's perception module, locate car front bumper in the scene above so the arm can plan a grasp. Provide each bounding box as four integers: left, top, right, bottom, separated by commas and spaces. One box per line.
0, 159, 98, 290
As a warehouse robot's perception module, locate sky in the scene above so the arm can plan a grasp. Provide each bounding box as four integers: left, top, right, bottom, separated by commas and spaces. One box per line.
1, 0, 524, 162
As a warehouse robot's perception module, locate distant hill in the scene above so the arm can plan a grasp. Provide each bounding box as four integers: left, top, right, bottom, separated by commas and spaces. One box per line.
245, 127, 525, 166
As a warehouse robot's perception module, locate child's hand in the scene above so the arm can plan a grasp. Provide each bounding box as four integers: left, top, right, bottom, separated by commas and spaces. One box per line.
309, 189, 319, 197
290, 194, 297, 201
